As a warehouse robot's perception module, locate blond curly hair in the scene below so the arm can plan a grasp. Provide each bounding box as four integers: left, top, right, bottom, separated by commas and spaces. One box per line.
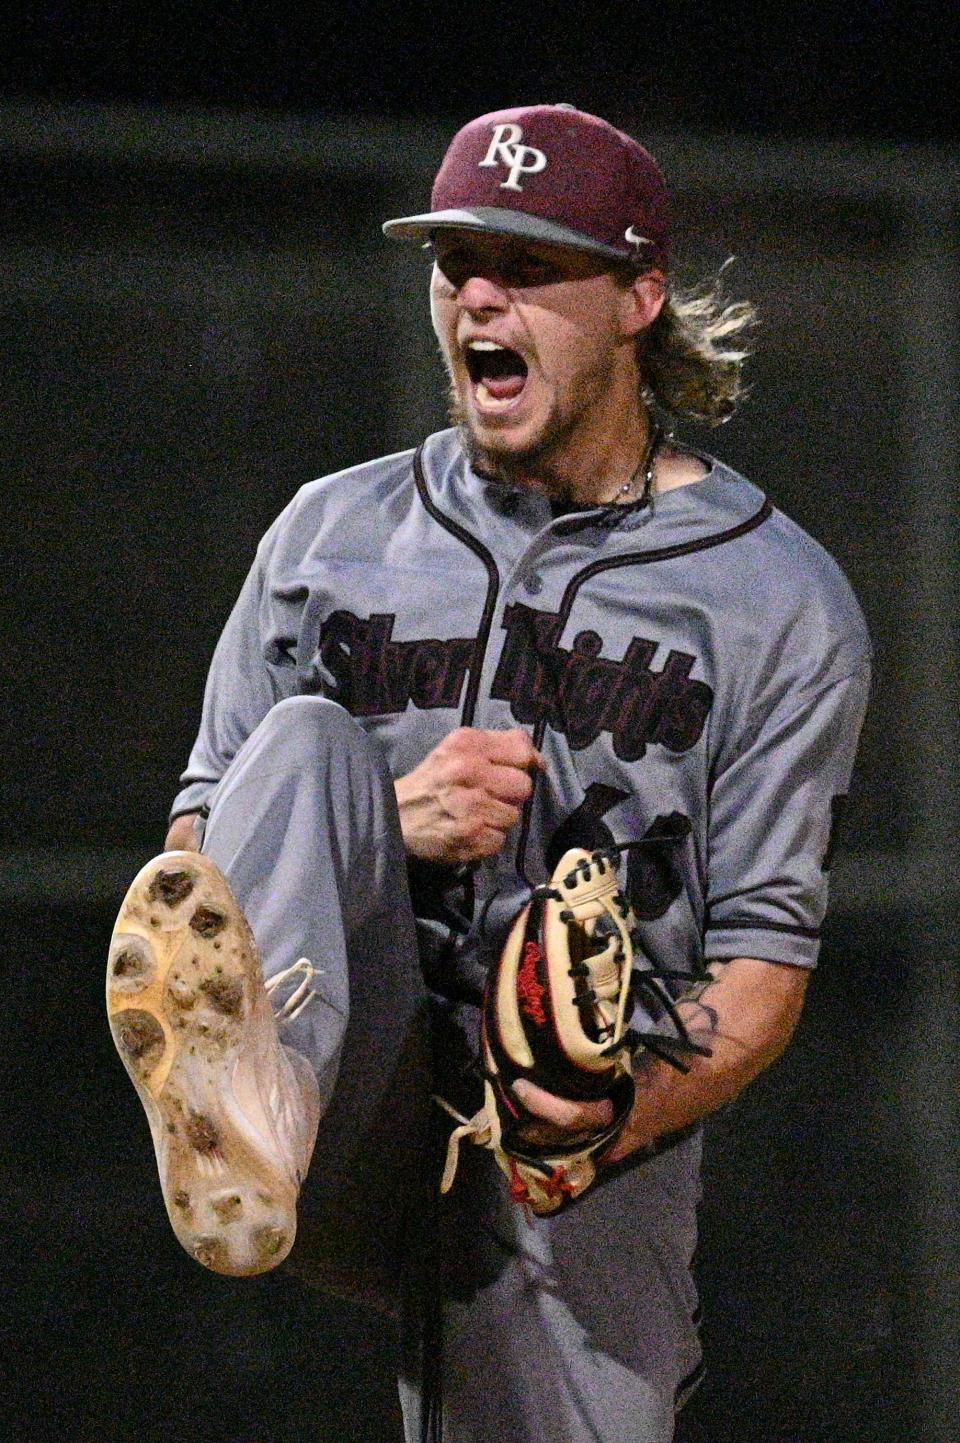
639, 268, 757, 424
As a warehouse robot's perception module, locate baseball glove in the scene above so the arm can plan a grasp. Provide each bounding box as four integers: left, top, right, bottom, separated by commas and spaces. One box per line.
437, 844, 710, 1215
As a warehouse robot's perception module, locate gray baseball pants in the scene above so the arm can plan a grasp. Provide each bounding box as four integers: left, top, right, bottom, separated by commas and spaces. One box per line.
199, 694, 702, 1443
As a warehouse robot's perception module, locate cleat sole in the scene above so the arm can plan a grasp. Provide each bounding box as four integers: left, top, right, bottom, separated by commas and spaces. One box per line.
107, 852, 302, 1276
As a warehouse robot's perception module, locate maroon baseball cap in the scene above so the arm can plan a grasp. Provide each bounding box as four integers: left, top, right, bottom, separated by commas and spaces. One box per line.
383, 103, 670, 268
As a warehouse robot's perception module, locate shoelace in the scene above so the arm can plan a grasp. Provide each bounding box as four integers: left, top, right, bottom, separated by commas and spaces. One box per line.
265, 957, 319, 1026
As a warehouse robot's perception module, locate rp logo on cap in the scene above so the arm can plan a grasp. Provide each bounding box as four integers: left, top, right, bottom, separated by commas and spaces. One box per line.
478, 124, 548, 193
382, 103, 671, 269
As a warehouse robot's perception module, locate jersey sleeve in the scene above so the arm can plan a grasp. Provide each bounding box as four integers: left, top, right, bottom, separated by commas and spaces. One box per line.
169, 515, 299, 822
703, 655, 871, 968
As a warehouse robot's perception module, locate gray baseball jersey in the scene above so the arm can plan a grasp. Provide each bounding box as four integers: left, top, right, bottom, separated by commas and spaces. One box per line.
171, 425, 870, 1438
173, 425, 871, 989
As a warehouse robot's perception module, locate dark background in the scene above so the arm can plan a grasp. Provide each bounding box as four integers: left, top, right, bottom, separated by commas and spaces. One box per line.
3, 6, 959, 1442
6, 0, 960, 143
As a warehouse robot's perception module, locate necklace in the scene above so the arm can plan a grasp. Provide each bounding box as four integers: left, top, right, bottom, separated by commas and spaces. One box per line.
615, 422, 665, 505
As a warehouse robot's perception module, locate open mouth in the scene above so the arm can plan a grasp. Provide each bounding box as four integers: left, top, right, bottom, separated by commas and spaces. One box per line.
464, 341, 529, 406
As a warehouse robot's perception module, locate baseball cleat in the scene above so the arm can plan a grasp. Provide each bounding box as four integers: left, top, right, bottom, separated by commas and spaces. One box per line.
107, 852, 321, 1276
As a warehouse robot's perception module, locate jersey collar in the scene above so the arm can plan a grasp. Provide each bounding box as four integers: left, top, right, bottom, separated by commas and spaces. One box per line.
417, 428, 770, 551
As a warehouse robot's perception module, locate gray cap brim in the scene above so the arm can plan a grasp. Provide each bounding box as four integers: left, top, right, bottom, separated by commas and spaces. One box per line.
382, 205, 632, 264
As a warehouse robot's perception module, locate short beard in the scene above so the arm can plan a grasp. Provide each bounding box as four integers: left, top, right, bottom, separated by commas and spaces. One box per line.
446, 385, 582, 503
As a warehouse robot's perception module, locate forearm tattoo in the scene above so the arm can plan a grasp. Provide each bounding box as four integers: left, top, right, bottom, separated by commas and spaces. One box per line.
677, 975, 721, 1039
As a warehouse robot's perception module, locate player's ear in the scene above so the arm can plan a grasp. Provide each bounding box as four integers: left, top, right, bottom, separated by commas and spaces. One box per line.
618, 269, 666, 339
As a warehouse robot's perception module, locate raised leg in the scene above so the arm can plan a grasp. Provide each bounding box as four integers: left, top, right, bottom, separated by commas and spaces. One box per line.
109, 696, 431, 1304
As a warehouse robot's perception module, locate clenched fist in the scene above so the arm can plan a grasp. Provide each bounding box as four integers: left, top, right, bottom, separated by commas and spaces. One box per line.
395, 727, 545, 864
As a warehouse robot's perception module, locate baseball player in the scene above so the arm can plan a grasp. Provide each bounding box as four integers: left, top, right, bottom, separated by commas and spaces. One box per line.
107, 104, 871, 1443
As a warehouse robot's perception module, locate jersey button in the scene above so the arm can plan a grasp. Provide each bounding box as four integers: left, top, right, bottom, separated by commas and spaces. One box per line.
523, 572, 544, 595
